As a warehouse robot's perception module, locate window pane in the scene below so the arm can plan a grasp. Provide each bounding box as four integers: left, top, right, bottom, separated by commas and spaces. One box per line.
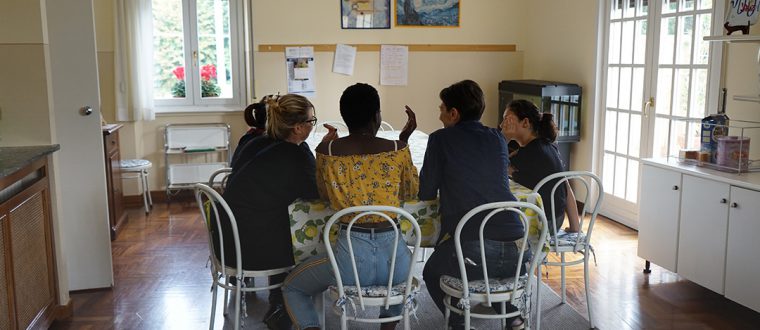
617, 112, 630, 154
603, 153, 615, 194
679, 0, 694, 11
670, 120, 687, 157
698, 0, 711, 9
629, 114, 642, 157
609, 22, 622, 65
672, 68, 690, 117
693, 14, 711, 64
687, 121, 701, 149
656, 68, 673, 115
614, 155, 628, 198
662, 0, 677, 15
196, 0, 232, 99
676, 15, 694, 65
611, 0, 623, 19
690, 68, 707, 118
605, 111, 618, 152
659, 17, 676, 65
624, 0, 637, 18
620, 67, 632, 109
627, 159, 639, 203
631, 67, 644, 112
653, 117, 671, 158
607, 67, 620, 108
153, 0, 186, 99
621, 21, 635, 64
634, 19, 648, 64
638, 0, 649, 16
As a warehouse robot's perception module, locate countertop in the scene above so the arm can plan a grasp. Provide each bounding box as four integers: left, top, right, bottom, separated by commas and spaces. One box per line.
0, 145, 61, 179
642, 158, 760, 191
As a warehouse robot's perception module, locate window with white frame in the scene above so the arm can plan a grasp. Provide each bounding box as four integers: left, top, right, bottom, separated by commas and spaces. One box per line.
152, 0, 245, 111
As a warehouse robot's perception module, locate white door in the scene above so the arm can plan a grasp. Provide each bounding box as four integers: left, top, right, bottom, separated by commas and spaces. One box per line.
46, 0, 114, 290
637, 164, 682, 272
599, 0, 719, 228
724, 186, 760, 313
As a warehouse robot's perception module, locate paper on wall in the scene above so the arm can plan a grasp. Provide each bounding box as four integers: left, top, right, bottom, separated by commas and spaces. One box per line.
380, 45, 408, 86
285, 46, 316, 98
333, 44, 357, 76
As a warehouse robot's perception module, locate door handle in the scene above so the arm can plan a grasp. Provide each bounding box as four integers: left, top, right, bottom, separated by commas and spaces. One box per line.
644, 97, 654, 119
79, 106, 93, 116
672, 185, 679, 190
720, 198, 728, 204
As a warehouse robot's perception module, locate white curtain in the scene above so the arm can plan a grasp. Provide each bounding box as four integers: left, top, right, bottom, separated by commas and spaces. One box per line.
114, 0, 155, 121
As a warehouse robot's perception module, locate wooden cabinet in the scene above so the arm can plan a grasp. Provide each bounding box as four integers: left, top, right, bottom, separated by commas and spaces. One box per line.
677, 175, 730, 294
724, 186, 760, 312
0, 147, 60, 329
637, 164, 682, 273
103, 124, 126, 240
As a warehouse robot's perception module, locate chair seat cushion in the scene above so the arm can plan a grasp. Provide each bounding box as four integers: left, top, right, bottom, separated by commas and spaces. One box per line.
549, 230, 587, 249
329, 283, 411, 297
440, 274, 528, 294
120, 159, 152, 169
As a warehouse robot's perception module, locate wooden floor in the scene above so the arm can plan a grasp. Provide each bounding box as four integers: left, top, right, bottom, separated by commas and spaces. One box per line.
50, 201, 760, 329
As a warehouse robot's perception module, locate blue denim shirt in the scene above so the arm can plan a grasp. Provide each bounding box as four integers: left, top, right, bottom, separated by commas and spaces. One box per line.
418, 120, 523, 242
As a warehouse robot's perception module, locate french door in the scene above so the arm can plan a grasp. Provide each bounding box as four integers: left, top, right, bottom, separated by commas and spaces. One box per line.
599, 0, 721, 228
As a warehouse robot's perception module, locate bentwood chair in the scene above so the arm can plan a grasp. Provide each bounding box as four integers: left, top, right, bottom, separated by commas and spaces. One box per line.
379, 121, 394, 131
440, 201, 549, 330
194, 183, 291, 330
207, 167, 232, 193
313, 121, 349, 136
324, 205, 422, 330
533, 171, 603, 330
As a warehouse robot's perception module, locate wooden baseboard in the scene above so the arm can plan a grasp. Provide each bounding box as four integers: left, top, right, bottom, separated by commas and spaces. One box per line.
53, 299, 73, 320
122, 190, 195, 208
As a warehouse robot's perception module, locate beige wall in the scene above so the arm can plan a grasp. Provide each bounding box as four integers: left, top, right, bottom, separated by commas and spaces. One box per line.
521, 0, 600, 173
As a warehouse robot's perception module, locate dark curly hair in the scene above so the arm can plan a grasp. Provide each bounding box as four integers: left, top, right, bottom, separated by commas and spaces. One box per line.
339, 83, 380, 131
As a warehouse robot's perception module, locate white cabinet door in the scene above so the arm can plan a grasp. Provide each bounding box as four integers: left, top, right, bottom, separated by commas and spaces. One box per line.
677, 175, 730, 294
637, 165, 682, 272
724, 186, 760, 313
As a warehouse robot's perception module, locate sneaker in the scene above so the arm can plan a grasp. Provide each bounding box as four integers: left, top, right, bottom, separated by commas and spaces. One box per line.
263, 304, 292, 330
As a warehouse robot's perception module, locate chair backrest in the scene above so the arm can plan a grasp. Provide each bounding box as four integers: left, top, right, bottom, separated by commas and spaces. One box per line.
379, 121, 394, 131
323, 205, 421, 311
313, 121, 349, 136
453, 201, 549, 307
533, 171, 604, 250
194, 183, 242, 282
208, 167, 232, 191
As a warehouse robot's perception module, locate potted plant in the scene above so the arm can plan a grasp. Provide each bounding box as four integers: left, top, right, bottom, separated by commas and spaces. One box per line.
171, 64, 221, 98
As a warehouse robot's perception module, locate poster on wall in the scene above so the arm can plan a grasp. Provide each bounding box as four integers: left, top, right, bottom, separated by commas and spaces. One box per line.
341, 0, 391, 29
395, 0, 460, 27
285, 47, 316, 98
380, 45, 408, 86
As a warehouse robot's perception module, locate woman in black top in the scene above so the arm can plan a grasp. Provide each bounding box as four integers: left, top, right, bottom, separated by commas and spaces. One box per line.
218, 93, 329, 329
500, 99, 580, 233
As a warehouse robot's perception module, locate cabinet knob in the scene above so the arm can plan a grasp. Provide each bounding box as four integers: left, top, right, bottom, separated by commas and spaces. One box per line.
672, 185, 679, 190
731, 202, 739, 208
720, 198, 728, 204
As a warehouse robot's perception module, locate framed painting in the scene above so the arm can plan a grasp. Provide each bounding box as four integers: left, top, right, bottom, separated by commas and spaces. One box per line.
395, 0, 460, 27
341, 0, 391, 29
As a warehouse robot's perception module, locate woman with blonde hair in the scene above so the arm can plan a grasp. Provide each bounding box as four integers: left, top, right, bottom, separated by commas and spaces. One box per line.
219, 93, 330, 329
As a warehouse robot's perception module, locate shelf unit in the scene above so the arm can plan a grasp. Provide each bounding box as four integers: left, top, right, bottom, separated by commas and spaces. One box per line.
704, 34, 760, 103
163, 123, 230, 197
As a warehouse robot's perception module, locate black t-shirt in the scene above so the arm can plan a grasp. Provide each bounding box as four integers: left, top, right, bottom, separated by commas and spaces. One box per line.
510, 138, 567, 232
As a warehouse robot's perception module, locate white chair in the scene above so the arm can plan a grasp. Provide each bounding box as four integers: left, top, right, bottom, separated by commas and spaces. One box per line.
313, 120, 349, 136
208, 167, 232, 193
533, 171, 603, 330
379, 121, 394, 131
324, 205, 422, 330
194, 183, 291, 330
120, 159, 153, 214
441, 201, 549, 330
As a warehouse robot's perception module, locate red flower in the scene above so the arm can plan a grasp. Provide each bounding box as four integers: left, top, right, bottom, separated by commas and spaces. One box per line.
201, 64, 217, 81
172, 66, 185, 80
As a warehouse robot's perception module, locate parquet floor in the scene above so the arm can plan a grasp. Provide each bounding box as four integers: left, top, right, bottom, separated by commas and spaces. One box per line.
50, 201, 760, 329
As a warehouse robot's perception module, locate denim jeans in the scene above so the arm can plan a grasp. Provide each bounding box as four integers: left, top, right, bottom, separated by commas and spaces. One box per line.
422, 238, 530, 327
282, 229, 412, 329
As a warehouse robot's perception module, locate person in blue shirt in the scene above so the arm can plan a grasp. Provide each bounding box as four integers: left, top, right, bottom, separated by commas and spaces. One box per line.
417, 80, 527, 330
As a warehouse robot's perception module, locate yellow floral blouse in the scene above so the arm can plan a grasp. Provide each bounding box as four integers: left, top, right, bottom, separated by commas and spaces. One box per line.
316, 145, 419, 224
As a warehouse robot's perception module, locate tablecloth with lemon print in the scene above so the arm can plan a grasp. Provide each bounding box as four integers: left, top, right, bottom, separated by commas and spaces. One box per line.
288, 181, 544, 264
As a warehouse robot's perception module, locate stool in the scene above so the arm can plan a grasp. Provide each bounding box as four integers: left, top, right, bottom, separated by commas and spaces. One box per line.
120, 159, 153, 214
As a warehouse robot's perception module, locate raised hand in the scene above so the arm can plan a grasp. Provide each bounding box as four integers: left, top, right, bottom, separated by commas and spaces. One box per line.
399, 105, 417, 143
321, 123, 339, 143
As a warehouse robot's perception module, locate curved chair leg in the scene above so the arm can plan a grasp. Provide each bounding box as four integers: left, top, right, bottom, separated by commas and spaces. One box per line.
143, 169, 153, 209
233, 277, 242, 330
340, 311, 348, 330
444, 296, 451, 329
501, 301, 507, 328
560, 252, 567, 304
140, 171, 150, 214
464, 306, 471, 330
536, 263, 543, 330
210, 283, 218, 330
403, 308, 411, 330
584, 252, 594, 329
223, 277, 230, 316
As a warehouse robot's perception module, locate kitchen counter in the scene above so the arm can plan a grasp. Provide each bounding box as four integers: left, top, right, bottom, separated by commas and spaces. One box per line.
0, 145, 60, 179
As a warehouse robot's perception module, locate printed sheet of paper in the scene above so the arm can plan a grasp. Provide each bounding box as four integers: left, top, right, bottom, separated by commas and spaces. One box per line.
332, 44, 357, 76
285, 46, 316, 98
380, 45, 408, 86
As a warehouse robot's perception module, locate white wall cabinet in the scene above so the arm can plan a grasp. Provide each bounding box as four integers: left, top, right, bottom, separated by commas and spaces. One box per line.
637, 165, 682, 273
677, 175, 730, 294
724, 186, 760, 312
638, 159, 760, 313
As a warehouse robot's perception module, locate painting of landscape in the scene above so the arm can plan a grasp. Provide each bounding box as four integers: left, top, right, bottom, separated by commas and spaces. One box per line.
395, 0, 460, 27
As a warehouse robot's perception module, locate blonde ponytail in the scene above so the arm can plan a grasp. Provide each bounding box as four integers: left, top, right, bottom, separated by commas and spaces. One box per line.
265, 94, 314, 140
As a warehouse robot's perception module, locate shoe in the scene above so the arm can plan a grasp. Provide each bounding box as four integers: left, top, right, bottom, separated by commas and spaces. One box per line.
263, 304, 292, 330
507, 317, 525, 330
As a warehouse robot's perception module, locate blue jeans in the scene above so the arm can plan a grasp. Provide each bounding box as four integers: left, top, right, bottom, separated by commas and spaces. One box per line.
282, 229, 413, 329
423, 238, 530, 327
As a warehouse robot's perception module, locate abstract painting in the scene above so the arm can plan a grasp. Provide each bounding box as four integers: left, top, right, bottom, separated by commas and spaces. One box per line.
395, 0, 460, 27
341, 0, 391, 29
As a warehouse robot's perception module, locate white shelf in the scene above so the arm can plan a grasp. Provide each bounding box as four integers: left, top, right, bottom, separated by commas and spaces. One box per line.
733, 95, 760, 102
704, 35, 760, 43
